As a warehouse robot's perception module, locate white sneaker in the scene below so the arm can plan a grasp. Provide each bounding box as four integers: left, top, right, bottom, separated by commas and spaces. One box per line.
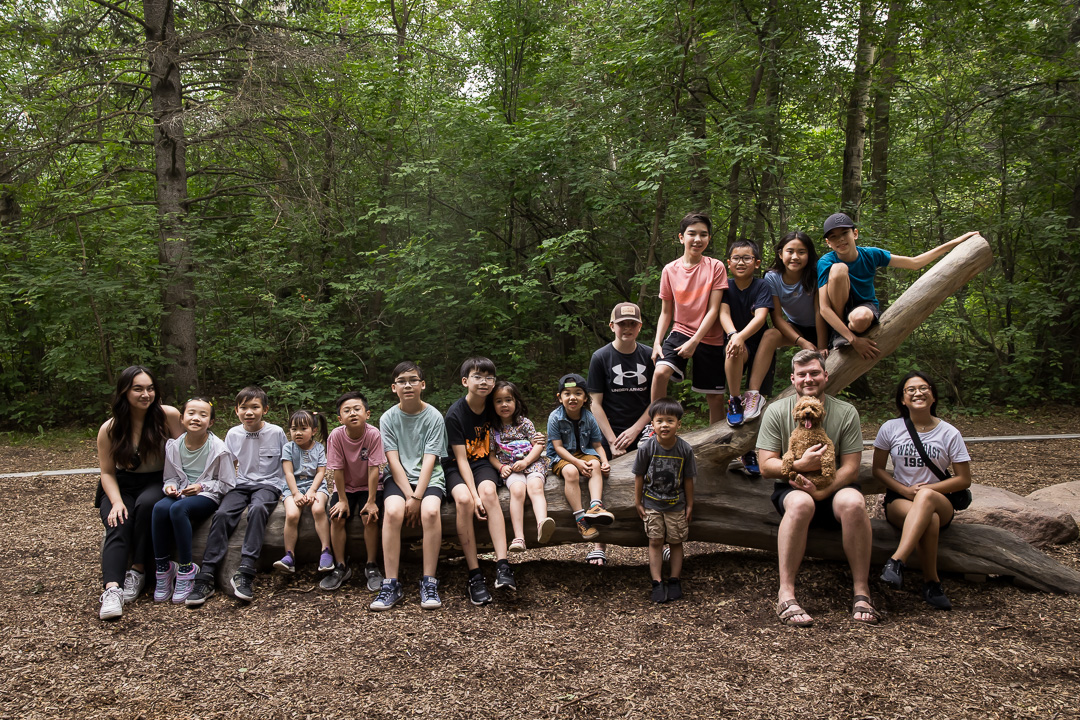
99, 586, 124, 620
742, 391, 764, 421
122, 569, 145, 603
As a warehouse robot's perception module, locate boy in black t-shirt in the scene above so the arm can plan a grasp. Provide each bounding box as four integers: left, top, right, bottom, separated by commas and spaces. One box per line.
443, 356, 506, 604
719, 240, 775, 473
586, 302, 655, 566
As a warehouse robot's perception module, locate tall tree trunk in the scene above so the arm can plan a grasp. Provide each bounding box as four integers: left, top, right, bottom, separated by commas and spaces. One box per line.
840, 0, 876, 218
753, 38, 781, 244
679, 0, 709, 211
726, 27, 769, 247
144, 0, 197, 398
870, 0, 905, 215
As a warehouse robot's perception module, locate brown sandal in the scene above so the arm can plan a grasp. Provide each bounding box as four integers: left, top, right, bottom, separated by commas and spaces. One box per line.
776, 599, 814, 627
851, 594, 882, 624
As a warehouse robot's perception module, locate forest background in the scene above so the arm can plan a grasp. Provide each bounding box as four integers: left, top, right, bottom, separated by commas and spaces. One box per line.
1, 0, 1078, 429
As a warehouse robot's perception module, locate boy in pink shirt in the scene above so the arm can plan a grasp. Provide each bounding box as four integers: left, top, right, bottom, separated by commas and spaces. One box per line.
650, 212, 729, 423
322, 391, 387, 592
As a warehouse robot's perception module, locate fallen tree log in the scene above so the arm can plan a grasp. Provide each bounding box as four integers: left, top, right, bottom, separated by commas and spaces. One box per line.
194, 448, 1080, 595
191, 233, 1080, 595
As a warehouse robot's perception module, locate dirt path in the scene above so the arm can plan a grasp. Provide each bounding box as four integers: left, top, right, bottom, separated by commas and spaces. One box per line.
1, 411, 1078, 719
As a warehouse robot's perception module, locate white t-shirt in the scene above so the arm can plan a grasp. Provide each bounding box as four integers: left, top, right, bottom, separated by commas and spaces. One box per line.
873, 418, 970, 487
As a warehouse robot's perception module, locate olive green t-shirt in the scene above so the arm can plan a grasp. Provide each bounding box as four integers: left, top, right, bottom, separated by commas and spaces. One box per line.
756, 394, 863, 458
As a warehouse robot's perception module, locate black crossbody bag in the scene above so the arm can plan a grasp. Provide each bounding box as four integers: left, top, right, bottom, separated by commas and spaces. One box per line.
903, 416, 971, 511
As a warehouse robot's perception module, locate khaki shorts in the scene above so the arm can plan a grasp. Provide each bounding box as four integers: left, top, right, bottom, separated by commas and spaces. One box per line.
552, 451, 600, 479
644, 508, 688, 543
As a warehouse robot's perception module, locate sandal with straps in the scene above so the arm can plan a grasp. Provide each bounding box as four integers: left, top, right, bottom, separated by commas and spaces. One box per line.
851, 594, 883, 625
776, 598, 814, 627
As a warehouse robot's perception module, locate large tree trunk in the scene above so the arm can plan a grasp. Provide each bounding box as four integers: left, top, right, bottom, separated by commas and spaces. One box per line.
840, 0, 876, 218
193, 234, 1080, 595
870, 0, 905, 215
144, 0, 197, 399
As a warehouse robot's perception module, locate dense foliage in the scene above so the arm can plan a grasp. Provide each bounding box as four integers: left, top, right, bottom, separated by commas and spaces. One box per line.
1, 0, 1078, 427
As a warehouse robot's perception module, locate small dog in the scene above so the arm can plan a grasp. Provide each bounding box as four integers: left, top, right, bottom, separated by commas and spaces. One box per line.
781, 396, 836, 490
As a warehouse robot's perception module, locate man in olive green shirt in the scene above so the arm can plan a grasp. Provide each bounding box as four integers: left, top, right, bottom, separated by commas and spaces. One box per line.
756, 350, 876, 626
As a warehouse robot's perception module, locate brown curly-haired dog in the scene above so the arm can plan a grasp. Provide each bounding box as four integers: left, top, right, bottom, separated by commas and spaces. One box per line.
780, 396, 836, 490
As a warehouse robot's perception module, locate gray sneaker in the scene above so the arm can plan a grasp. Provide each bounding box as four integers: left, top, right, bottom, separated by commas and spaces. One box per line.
99, 586, 124, 620
320, 564, 352, 591
172, 563, 199, 604
122, 569, 145, 603
419, 576, 442, 609
364, 563, 384, 592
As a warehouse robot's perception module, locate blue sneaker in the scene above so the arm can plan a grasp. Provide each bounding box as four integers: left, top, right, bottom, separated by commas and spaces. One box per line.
727, 396, 744, 426
741, 451, 760, 477
369, 579, 404, 611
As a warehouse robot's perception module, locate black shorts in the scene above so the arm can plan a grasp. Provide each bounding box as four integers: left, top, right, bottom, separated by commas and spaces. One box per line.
444, 458, 500, 492
382, 481, 446, 502
329, 488, 383, 517
882, 489, 971, 530
724, 331, 775, 396
656, 331, 726, 394
791, 322, 821, 348
771, 482, 863, 531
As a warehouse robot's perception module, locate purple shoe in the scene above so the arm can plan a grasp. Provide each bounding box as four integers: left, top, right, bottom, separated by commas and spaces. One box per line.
154, 561, 177, 602
318, 548, 335, 572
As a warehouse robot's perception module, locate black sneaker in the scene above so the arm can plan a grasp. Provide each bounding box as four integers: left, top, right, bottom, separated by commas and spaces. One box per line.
467, 573, 492, 605
741, 451, 761, 477
320, 564, 352, 591
494, 563, 517, 592
922, 581, 952, 610
185, 575, 215, 607
880, 557, 905, 589
666, 577, 683, 601
650, 581, 667, 603
231, 571, 255, 602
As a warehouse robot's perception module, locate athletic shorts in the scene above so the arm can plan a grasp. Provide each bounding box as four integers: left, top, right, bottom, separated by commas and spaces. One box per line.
656, 331, 726, 394
643, 508, 689, 543
445, 458, 500, 493
329, 488, 383, 517
382, 481, 445, 502
724, 331, 775, 396
771, 482, 864, 531
790, 322, 821, 348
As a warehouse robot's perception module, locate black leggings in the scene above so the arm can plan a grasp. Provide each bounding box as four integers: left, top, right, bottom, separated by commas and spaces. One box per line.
99, 471, 165, 587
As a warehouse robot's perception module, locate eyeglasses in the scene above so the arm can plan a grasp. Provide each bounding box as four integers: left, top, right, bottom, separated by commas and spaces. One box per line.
903, 385, 932, 395
395, 377, 422, 387
729, 255, 756, 264
469, 374, 496, 384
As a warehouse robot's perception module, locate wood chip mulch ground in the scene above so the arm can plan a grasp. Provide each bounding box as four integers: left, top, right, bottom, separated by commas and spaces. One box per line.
1, 409, 1078, 719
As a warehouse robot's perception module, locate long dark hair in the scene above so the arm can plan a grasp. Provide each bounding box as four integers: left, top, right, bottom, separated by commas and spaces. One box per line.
894, 371, 939, 418
769, 231, 819, 294
108, 366, 169, 469
492, 380, 528, 426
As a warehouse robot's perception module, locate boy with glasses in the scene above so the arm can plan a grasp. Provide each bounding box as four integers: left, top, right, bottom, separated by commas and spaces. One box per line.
442, 357, 507, 603
719, 240, 775, 473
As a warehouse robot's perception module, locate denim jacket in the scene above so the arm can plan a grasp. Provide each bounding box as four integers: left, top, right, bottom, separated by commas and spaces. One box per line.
545, 406, 602, 465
